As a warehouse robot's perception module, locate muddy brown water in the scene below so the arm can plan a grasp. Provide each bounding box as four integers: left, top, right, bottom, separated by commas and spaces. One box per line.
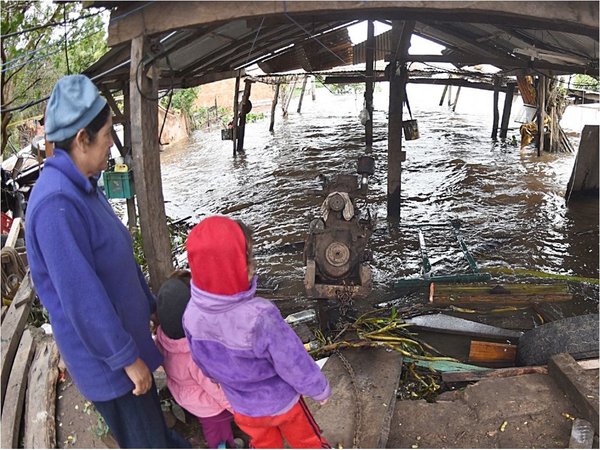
155, 85, 598, 321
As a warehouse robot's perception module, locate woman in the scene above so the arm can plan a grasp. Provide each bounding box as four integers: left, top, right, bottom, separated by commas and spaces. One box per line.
25, 74, 189, 448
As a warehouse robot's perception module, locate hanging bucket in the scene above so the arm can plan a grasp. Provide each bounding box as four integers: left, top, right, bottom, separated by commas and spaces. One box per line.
402, 119, 420, 140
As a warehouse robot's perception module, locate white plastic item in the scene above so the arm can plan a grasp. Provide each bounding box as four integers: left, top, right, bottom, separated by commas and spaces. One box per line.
284, 309, 316, 325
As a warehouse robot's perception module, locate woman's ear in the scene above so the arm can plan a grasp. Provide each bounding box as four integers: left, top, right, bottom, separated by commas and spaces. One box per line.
74, 129, 90, 148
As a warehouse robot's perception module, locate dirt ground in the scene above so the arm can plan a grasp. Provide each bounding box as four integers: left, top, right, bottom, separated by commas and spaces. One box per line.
55, 369, 245, 449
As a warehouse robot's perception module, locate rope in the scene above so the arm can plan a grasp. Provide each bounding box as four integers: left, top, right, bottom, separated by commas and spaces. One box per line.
1, 246, 27, 301
244, 17, 265, 67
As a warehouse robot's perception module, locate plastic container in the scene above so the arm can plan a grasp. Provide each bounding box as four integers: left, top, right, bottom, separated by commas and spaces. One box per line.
569, 418, 594, 448
402, 119, 420, 140
514, 104, 537, 124
284, 309, 316, 326
103, 170, 134, 199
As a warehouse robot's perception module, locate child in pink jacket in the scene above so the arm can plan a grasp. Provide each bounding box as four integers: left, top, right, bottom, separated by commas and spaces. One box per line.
155, 270, 237, 448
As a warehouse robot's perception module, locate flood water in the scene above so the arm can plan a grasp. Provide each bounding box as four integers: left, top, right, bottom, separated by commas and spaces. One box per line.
157, 84, 599, 318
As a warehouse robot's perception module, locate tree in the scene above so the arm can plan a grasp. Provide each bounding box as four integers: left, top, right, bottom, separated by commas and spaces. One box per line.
573, 74, 599, 92
1, 1, 108, 155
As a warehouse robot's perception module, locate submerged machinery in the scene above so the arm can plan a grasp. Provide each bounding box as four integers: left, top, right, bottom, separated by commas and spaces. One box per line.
304, 156, 375, 301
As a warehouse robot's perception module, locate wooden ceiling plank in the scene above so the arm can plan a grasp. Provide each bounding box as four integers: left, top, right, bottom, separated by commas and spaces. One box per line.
108, 2, 598, 47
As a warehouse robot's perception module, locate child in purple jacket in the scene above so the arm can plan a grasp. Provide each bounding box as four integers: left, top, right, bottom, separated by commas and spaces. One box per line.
183, 216, 331, 448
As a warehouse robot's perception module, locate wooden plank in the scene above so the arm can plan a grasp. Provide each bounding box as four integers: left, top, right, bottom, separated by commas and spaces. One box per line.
577, 359, 600, 371
0, 305, 7, 323
442, 359, 599, 383
435, 283, 569, 295
468, 340, 517, 364
129, 35, 173, 292
364, 20, 374, 150
23, 337, 60, 449
387, 20, 414, 220
548, 353, 599, 433
5, 217, 23, 248
442, 365, 548, 383
433, 293, 572, 305
108, 2, 598, 47
1, 329, 36, 449
1, 271, 35, 405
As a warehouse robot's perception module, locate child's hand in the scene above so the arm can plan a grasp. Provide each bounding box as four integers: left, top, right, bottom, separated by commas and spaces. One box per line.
319, 399, 328, 406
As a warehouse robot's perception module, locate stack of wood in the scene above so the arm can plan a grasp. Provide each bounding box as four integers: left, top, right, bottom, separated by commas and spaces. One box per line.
1, 218, 28, 304
1, 272, 60, 449
516, 74, 574, 153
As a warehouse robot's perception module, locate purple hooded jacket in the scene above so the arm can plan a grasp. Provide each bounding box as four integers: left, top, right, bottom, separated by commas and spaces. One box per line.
183, 276, 331, 417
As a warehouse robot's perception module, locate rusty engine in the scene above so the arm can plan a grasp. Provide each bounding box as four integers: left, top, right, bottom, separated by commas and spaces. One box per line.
303, 156, 375, 301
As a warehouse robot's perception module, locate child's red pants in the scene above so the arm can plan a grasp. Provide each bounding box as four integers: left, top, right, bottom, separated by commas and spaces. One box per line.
233, 397, 330, 449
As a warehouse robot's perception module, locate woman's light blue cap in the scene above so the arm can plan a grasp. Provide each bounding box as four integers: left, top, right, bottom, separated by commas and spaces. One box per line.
45, 75, 107, 142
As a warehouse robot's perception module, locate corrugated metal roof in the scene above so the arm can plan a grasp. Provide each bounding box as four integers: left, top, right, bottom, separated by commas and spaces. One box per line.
85, 2, 599, 90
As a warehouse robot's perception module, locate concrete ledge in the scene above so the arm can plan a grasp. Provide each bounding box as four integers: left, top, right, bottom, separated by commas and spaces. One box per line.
306, 347, 402, 448
548, 353, 599, 433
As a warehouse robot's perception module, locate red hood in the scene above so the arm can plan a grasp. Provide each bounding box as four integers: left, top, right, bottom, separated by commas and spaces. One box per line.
186, 216, 249, 295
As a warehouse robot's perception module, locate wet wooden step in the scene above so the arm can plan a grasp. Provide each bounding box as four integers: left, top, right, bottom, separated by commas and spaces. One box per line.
306, 347, 402, 449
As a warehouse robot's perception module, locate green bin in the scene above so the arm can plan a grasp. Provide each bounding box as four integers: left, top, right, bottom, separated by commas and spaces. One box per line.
103, 170, 134, 199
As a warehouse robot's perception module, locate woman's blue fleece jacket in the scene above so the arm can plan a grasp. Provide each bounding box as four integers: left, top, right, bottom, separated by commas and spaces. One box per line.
25, 149, 162, 401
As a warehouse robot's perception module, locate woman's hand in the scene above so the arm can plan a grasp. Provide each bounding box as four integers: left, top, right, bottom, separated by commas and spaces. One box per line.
124, 358, 152, 395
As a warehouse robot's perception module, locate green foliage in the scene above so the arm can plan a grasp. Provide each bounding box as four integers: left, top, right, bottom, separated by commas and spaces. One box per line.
191, 106, 230, 129
573, 74, 599, 92
160, 87, 199, 114
245, 112, 265, 123
328, 83, 365, 95
1, 1, 108, 155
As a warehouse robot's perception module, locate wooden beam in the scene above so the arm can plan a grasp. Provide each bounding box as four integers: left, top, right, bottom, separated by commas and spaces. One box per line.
491, 75, 500, 139
108, 2, 598, 47
129, 35, 173, 292
548, 353, 599, 433
365, 20, 375, 151
236, 79, 252, 153
499, 82, 516, 139
537, 75, 546, 156
23, 337, 59, 449
0, 272, 34, 406
468, 340, 517, 364
122, 82, 137, 231
297, 75, 308, 113
269, 83, 280, 132
0, 329, 36, 449
387, 20, 414, 221
232, 73, 241, 155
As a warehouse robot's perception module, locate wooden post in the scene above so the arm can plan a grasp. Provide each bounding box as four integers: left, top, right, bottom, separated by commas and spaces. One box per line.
237, 79, 252, 153
452, 86, 462, 112
365, 20, 375, 152
232, 72, 241, 156
447, 85, 452, 107
387, 20, 414, 221
129, 35, 173, 292
537, 75, 546, 156
311, 76, 316, 101
283, 79, 297, 116
122, 83, 137, 230
499, 82, 515, 140
297, 76, 308, 113
269, 83, 280, 132
491, 75, 500, 139
439, 85, 448, 107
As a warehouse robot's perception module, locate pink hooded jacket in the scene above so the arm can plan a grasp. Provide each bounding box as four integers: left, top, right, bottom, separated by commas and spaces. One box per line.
155, 326, 232, 418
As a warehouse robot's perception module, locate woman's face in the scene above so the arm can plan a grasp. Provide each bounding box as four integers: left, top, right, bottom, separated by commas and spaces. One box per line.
86, 116, 114, 176
74, 115, 114, 178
